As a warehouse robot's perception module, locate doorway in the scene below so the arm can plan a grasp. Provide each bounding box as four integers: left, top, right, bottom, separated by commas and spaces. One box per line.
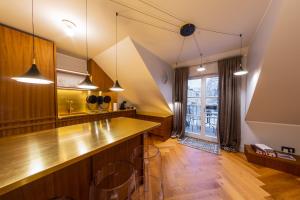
185, 75, 219, 142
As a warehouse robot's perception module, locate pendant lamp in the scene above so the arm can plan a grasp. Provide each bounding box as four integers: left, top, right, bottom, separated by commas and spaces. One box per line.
110, 12, 124, 92
77, 0, 98, 90
234, 34, 248, 76
11, 0, 53, 84
197, 54, 206, 72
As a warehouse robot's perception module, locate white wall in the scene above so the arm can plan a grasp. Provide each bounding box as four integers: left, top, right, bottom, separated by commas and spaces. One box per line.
133, 41, 174, 111
241, 0, 300, 153
93, 37, 172, 115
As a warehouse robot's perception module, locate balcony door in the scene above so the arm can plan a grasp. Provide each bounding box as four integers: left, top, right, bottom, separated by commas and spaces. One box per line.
185, 76, 219, 142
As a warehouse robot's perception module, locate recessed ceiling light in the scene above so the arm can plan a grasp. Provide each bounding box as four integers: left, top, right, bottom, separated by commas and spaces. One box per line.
62, 19, 76, 37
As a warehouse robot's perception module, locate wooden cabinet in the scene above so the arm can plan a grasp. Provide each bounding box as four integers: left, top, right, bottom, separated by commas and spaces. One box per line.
88, 59, 114, 92
136, 114, 173, 140
56, 110, 136, 127
0, 25, 56, 137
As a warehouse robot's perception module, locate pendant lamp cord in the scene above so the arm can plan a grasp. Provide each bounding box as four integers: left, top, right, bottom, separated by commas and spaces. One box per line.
240, 34, 243, 67
193, 34, 202, 60
240, 34, 243, 56
115, 12, 118, 80
175, 37, 185, 67
86, 0, 88, 64
200, 53, 203, 66
32, 0, 35, 62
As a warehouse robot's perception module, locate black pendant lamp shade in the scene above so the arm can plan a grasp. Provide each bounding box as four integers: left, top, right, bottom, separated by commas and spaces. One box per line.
12, 59, 53, 84
110, 80, 124, 92
77, 75, 98, 90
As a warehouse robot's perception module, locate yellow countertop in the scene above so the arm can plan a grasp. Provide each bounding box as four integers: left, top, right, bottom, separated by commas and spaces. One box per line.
0, 117, 160, 195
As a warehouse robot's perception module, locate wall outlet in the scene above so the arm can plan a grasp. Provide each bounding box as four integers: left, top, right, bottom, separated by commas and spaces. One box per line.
281, 146, 295, 154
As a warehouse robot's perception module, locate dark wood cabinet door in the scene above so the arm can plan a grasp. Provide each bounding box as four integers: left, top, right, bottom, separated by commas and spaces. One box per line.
0, 25, 56, 137
88, 59, 113, 92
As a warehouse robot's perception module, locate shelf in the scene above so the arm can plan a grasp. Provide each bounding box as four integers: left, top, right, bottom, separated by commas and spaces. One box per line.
244, 145, 300, 176
56, 68, 89, 76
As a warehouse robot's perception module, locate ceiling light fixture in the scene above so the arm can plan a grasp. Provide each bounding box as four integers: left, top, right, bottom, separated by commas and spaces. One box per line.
197, 53, 206, 72
77, 0, 98, 90
110, 12, 124, 92
62, 19, 76, 37
234, 34, 248, 76
11, 0, 53, 85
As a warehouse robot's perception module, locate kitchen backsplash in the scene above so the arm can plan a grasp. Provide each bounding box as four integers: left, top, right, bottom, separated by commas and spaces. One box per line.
57, 89, 118, 115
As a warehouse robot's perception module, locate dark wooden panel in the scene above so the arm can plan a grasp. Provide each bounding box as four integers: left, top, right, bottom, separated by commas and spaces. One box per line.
53, 159, 91, 200
0, 25, 56, 137
92, 134, 143, 174
88, 59, 113, 92
135, 114, 172, 140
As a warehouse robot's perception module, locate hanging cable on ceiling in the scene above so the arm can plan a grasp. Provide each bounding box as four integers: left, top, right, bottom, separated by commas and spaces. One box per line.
110, 0, 180, 28
110, 0, 245, 70
118, 14, 178, 33
137, 0, 187, 23
111, 0, 241, 37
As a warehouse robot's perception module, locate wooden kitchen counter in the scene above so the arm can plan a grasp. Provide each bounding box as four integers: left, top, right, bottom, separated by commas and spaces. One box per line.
0, 117, 160, 196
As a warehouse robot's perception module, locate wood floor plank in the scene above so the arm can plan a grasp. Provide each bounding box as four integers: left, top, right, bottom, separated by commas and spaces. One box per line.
149, 137, 300, 200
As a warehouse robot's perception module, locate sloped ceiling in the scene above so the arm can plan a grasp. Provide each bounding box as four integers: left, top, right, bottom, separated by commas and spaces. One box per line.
93, 37, 172, 114
0, 0, 270, 65
246, 0, 300, 125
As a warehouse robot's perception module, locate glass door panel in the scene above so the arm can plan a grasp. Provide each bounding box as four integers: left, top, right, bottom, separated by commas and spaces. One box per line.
205, 77, 219, 139
186, 79, 201, 134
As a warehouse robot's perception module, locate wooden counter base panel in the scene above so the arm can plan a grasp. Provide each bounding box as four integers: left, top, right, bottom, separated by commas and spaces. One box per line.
0, 135, 143, 200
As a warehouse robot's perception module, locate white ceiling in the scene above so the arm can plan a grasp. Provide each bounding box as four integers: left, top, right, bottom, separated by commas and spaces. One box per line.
0, 0, 270, 65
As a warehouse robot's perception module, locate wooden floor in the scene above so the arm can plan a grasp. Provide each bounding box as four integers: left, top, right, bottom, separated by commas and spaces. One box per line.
150, 137, 300, 200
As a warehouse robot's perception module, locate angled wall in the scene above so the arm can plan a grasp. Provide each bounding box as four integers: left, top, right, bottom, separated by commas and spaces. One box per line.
132, 40, 174, 110
241, 0, 300, 153
246, 0, 300, 124
93, 37, 173, 115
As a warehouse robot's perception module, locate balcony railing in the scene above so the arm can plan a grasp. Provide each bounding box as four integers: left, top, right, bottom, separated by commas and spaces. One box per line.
185, 113, 218, 137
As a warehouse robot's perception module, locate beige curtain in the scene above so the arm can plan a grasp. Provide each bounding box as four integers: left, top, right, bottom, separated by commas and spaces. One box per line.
218, 56, 242, 151
172, 67, 189, 139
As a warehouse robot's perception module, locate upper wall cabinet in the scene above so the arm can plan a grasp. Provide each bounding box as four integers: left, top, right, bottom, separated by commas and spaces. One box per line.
56, 52, 88, 89
88, 59, 113, 92
0, 25, 56, 137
